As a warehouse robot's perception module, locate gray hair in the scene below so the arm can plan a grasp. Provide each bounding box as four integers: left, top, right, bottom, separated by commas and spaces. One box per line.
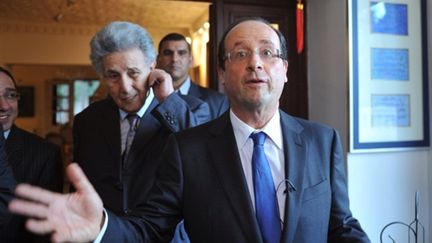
90, 21, 156, 75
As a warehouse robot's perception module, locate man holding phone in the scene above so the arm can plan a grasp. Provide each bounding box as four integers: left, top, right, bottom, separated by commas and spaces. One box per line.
72, 21, 210, 237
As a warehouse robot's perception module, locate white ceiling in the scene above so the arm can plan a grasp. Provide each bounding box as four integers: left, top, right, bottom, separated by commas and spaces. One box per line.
0, 0, 210, 35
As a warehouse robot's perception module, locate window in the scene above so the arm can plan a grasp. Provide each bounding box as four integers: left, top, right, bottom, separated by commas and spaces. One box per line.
52, 80, 100, 125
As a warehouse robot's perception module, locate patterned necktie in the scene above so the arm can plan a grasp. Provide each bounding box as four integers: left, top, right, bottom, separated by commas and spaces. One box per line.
250, 132, 281, 243
123, 114, 138, 164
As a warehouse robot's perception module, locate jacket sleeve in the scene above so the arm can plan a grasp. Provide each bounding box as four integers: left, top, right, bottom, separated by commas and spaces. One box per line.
151, 93, 210, 132
327, 129, 370, 243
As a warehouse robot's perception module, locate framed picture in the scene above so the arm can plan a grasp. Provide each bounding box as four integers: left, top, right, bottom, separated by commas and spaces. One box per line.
349, 0, 429, 152
17, 86, 35, 117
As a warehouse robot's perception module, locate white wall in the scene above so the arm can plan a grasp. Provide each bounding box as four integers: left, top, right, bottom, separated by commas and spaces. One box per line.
308, 0, 431, 242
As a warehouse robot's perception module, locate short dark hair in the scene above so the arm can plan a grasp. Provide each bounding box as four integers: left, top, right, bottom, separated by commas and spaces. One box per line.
0, 66, 17, 87
158, 33, 191, 53
217, 17, 288, 70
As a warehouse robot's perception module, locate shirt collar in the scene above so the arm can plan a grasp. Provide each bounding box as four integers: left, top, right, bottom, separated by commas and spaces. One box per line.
230, 109, 283, 150
177, 76, 191, 95
3, 129, 10, 139
119, 89, 154, 120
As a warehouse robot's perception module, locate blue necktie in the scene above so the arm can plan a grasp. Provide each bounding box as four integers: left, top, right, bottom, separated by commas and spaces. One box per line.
251, 132, 281, 243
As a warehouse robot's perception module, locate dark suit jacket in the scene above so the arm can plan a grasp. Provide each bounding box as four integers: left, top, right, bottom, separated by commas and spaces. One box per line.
0, 125, 63, 242
0, 125, 15, 229
104, 111, 370, 243
73, 93, 210, 216
187, 82, 229, 119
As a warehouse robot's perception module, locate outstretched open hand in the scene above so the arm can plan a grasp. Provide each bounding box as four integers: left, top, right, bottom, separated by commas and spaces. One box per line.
9, 163, 103, 243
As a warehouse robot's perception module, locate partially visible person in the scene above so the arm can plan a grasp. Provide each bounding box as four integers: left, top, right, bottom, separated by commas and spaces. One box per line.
8, 18, 370, 243
72, 21, 209, 243
157, 33, 229, 119
0, 67, 63, 242
0, 124, 15, 229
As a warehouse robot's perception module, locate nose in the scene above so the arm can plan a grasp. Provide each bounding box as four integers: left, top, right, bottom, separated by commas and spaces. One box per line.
246, 52, 263, 71
172, 52, 180, 62
119, 74, 133, 93
0, 96, 11, 110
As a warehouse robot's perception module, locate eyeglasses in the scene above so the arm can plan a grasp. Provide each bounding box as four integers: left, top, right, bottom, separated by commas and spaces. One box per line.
224, 47, 283, 63
0, 90, 20, 101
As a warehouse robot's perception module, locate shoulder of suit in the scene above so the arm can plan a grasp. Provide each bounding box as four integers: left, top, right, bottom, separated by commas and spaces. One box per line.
11, 126, 60, 151
196, 84, 226, 99
281, 111, 334, 135
174, 112, 227, 138
75, 97, 116, 119
178, 93, 207, 108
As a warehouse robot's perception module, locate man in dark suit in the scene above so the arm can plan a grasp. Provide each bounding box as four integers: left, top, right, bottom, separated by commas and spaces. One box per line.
73, 21, 209, 220
9, 18, 370, 243
0, 124, 15, 229
0, 67, 63, 242
157, 33, 229, 119
156, 32, 229, 243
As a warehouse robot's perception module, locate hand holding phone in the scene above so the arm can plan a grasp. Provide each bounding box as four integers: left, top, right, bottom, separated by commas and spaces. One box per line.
147, 68, 174, 102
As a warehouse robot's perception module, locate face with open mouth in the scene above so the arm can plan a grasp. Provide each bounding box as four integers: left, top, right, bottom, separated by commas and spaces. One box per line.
0, 72, 19, 131
102, 48, 154, 113
219, 20, 288, 113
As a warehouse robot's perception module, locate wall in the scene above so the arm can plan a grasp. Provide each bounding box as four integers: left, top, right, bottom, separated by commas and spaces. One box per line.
308, 0, 431, 242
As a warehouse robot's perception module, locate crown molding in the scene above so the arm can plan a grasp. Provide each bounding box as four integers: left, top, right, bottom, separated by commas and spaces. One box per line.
0, 21, 98, 36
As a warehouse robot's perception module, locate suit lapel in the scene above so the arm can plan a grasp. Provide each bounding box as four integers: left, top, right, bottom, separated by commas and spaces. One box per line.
5, 126, 24, 168
207, 113, 262, 243
279, 112, 307, 243
99, 99, 122, 162
187, 82, 203, 99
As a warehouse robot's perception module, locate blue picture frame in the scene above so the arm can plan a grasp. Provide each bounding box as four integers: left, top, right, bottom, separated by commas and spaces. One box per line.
349, 0, 429, 151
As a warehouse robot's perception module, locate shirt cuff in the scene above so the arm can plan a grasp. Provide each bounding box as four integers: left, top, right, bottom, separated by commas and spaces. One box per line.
93, 209, 108, 243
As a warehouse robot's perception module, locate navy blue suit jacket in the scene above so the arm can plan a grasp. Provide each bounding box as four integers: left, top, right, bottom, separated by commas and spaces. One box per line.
187, 82, 228, 120
0, 125, 63, 242
103, 111, 370, 243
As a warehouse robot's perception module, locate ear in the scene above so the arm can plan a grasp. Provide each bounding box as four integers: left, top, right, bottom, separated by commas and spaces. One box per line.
217, 67, 225, 85
283, 60, 288, 83
188, 54, 194, 68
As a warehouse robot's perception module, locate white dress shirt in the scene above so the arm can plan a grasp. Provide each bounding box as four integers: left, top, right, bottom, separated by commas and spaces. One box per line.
176, 76, 191, 95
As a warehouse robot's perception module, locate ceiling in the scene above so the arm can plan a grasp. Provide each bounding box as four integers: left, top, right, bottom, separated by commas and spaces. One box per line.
0, 0, 210, 35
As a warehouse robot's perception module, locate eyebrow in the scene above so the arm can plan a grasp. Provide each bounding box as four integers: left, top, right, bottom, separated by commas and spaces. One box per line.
231, 39, 277, 49
162, 48, 188, 52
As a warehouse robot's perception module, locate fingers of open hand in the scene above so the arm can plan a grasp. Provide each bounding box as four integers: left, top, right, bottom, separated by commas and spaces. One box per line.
15, 183, 57, 205
26, 218, 55, 235
9, 199, 49, 219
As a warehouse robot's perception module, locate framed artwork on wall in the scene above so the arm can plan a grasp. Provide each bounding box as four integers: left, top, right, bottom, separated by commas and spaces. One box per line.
349, 0, 429, 152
